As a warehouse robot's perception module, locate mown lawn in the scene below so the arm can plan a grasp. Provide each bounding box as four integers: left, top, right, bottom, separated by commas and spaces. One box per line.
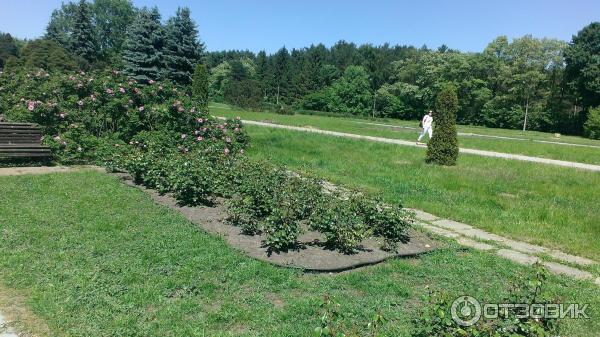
210, 105, 600, 165
0, 171, 598, 336
241, 126, 600, 261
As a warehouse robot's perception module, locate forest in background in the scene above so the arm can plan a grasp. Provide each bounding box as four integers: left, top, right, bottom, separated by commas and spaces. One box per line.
1, 0, 599, 137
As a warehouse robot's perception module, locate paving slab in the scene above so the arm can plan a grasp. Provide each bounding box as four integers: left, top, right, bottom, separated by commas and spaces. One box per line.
419, 223, 461, 238
497, 249, 539, 266
430, 219, 473, 231
547, 250, 596, 267
407, 209, 439, 222
457, 238, 495, 251
501, 239, 547, 254
542, 262, 593, 280
452, 228, 507, 243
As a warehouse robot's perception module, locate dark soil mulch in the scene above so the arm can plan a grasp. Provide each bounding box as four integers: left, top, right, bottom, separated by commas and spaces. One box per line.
114, 173, 439, 272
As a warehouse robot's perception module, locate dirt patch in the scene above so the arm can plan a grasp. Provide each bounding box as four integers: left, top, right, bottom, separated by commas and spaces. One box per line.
114, 173, 438, 272
0, 284, 53, 337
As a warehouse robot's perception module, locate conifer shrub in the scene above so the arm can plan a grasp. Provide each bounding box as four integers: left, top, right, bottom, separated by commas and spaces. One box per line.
584, 106, 600, 140
192, 64, 209, 109
426, 84, 459, 165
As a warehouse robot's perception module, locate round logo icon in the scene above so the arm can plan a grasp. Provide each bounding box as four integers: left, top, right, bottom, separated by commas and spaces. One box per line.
451, 296, 482, 326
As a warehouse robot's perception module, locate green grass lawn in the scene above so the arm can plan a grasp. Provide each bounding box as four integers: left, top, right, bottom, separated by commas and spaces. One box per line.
241, 126, 600, 261
210, 104, 600, 165
0, 171, 599, 336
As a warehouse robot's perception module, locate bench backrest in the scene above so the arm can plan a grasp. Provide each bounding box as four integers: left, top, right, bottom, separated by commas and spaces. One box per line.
0, 123, 51, 158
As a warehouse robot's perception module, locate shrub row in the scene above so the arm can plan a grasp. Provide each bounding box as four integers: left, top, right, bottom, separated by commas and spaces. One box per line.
115, 140, 413, 253
1, 68, 413, 254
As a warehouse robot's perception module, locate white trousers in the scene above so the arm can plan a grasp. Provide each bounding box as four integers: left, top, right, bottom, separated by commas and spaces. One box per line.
418, 126, 433, 141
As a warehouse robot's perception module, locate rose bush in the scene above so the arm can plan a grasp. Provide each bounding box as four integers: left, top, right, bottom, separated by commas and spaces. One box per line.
1, 67, 412, 254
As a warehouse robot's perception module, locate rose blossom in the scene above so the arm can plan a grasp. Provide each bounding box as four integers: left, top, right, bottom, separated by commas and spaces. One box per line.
181, 134, 187, 139
197, 136, 203, 141
138, 106, 145, 112
224, 148, 230, 155
59, 113, 66, 119
119, 87, 126, 93
77, 100, 84, 106
177, 106, 184, 112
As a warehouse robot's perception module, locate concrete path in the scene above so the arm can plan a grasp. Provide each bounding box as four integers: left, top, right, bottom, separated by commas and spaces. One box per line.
352, 120, 600, 149
237, 119, 600, 172
0, 313, 17, 337
408, 208, 599, 285
0, 165, 104, 177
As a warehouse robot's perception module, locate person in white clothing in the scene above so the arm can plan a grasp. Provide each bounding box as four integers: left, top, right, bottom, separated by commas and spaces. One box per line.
417, 110, 434, 143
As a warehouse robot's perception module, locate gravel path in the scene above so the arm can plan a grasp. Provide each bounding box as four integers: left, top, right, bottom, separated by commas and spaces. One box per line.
351, 120, 600, 149
239, 119, 600, 172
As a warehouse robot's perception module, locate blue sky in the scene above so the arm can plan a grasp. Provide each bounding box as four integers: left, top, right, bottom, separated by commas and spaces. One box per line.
1, 0, 598, 53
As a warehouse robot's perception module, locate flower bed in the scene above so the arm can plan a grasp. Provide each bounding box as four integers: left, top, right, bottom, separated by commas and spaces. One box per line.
1, 68, 414, 254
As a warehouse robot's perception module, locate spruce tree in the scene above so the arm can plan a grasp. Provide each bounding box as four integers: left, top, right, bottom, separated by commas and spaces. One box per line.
71, 0, 97, 65
426, 84, 459, 165
163, 7, 203, 84
192, 64, 209, 110
122, 7, 164, 82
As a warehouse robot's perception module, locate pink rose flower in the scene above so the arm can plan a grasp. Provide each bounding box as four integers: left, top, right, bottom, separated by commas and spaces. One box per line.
197, 136, 203, 141
224, 148, 230, 155
119, 87, 126, 93
181, 134, 187, 139
138, 106, 145, 112
78, 100, 84, 106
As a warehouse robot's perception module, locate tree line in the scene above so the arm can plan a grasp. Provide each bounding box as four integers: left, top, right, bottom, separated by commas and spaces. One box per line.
0, 0, 598, 137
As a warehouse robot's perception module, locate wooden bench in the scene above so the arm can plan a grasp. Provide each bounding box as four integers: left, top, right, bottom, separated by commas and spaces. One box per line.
0, 122, 52, 159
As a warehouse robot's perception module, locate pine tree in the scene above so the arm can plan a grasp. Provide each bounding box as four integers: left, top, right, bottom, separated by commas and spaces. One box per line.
426, 84, 459, 165
122, 7, 164, 82
71, 0, 97, 65
163, 7, 203, 84
271, 47, 290, 105
192, 64, 209, 110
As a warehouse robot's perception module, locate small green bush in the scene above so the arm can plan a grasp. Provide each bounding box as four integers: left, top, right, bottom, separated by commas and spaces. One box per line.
414, 264, 560, 337
264, 207, 303, 253
584, 106, 600, 139
309, 194, 373, 254
361, 197, 413, 252
426, 84, 459, 165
